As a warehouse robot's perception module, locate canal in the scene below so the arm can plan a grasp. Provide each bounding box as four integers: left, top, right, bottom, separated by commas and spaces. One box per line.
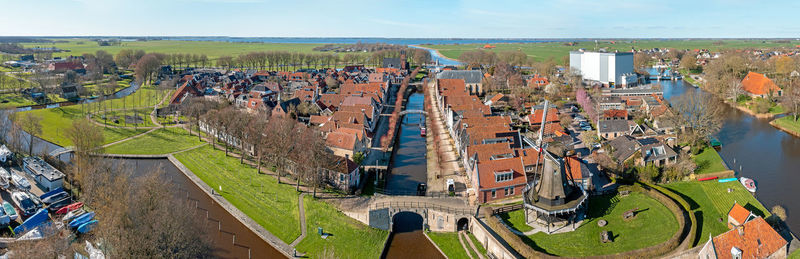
383, 92, 445, 258
657, 75, 800, 234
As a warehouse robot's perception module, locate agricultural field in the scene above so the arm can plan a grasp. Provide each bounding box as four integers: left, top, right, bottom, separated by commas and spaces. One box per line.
23, 39, 333, 59
425, 39, 800, 63
500, 192, 679, 257
664, 180, 770, 246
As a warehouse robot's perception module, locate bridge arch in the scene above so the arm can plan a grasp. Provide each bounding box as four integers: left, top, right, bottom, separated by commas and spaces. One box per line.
457, 217, 469, 231
392, 211, 425, 233
398, 110, 428, 116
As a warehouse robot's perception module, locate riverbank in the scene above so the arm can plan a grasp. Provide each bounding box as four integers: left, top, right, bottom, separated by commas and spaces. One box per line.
724, 100, 778, 119
770, 116, 800, 138
410, 45, 462, 63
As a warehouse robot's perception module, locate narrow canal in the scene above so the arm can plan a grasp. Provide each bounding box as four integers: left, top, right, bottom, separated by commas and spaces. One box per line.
383, 92, 445, 259
658, 75, 800, 234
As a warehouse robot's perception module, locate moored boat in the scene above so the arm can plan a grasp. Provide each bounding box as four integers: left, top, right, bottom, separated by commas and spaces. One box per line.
62, 209, 86, 223
55, 202, 83, 215
740, 177, 756, 192
77, 220, 98, 234
718, 177, 737, 183
69, 212, 95, 228
3, 201, 18, 221
420, 126, 426, 137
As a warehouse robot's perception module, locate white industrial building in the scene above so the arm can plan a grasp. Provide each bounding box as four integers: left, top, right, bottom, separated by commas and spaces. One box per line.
569, 51, 636, 87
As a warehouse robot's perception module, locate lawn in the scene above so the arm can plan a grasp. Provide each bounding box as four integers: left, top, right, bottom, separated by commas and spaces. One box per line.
664, 181, 770, 247
92, 107, 159, 127
15, 105, 147, 147
773, 116, 800, 135
0, 93, 36, 109
791, 248, 800, 259
692, 147, 727, 175
23, 39, 345, 59
426, 39, 800, 63
294, 195, 388, 258
173, 145, 302, 243
501, 192, 679, 257
427, 232, 471, 259
467, 232, 487, 256
104, 127, 205, 155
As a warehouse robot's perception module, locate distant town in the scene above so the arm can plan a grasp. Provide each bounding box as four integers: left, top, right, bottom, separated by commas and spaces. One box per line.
0, 36, 798, 259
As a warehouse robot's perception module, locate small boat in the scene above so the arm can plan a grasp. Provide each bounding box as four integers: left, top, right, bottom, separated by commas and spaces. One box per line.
740, 177, 757, 192
3, 201, 18, 221
0, 168, 10, 190
63, 209, 86, 223
718, 178, 737, 183
13, 209, 48, 235
11, 192, 37, 217
47, 197, 73, 213
39, 187, 65, 201
77, 220, 98, 234
420, 127, 426, 137
698, 176, 718, 181
10, 173, 30, 191
55, 202, 83, 215
0, 206, 9, 226
69, 212, 95, 228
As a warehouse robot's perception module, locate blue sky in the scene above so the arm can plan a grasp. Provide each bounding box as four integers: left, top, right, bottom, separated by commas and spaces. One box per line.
1, 0, 798, 38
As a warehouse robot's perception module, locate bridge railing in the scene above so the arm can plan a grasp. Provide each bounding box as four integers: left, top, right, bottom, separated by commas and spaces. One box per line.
374, 188, 462, 198
370, 201, 476, 215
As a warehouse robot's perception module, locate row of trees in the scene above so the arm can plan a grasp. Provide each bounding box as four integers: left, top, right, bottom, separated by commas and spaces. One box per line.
181, 98, 339, 197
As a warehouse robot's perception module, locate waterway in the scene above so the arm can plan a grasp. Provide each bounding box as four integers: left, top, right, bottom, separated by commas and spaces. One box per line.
383, 212, 445, 259
655, 74, 800, 234
385, 92, 428, 195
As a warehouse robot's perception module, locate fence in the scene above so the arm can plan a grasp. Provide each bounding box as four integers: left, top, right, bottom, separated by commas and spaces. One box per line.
490, 204, 523, 215
374, 187, 461, 198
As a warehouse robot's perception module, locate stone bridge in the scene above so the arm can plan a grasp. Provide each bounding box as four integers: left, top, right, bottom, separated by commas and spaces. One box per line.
398, 109, 428, 117
367, 200, 475, 232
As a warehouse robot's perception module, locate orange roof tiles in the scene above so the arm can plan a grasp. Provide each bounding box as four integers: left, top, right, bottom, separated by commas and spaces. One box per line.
728, 203, 751, 226
603, 109, 628, 119
711, 217, 787, 259
741, 71, 781, 96
529, 108, 559, 124
326, 131, 356, 151
477, 157, 526, 190
565, 156, 584, 181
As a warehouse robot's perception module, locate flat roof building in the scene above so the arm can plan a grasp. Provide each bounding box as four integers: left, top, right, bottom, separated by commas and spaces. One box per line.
569, 51, 634, 86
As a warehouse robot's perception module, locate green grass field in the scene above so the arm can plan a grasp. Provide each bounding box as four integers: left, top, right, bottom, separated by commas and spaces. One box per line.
692, 147, 728, 175
104, 127, 205, 155
15, 105, 147, 147
0, 93, 36, 109
427, 232, 471, 259
296, 195, 388, 258
24, 39, 335, 59
467, 232, 487, 256
173, 145, 302, 243
426, 39, 800, 63
773, 115, 800, 135
665, 181, 770, 247
501, 192, 679, 257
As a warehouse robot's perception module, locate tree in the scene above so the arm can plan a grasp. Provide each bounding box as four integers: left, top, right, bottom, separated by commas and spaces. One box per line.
781, 79, 800, 121
634, 52, 650, 71
134, 53, 162, 85
679, 55, 698, 71
17, 112, 42, 156
670, 93, 724, 152
266, 115, 298, 184
64, 118, 105, 157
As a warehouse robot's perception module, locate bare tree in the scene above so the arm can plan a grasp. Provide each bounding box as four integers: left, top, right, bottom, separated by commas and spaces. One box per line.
16, 112, 42, 156
670, 92, 725, 152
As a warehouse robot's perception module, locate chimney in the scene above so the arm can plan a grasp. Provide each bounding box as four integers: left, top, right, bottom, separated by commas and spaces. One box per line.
737, 225, 744, 236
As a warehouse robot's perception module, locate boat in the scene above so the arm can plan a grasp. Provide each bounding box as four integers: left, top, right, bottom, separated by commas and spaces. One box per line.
3, 201, 18, 221
718, 177, 737, 183
69, 212, 95, 228
62, 209, 86, 223
698, 176, 718, 181
420, 126, 426, 137
47, 197, 73, 213
13, 209, 48, 235
10, 173, 30, 191
77, 220, 98, 234
740, 177, 757, 192
56, 202, 83, 215
0, 206, 9, 226
42, 191, 69, 205
11, 192, 37, 217
39, 187, 65, 201
0, 168, 10, 190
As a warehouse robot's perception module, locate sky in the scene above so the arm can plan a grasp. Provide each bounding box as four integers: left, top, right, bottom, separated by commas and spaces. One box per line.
1, 0, 799, 38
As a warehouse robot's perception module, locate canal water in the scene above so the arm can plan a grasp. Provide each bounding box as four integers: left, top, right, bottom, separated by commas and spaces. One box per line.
382, 92, 446, 258
385, 92, 428, 195
656, 75, 800, 234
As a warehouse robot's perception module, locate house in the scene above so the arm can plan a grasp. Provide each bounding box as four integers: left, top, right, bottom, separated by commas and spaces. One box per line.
598, 120, 632, 140
48, 60, 85, 73
598, 96, 625, 111
382, 57, 406, 70
602, 109, 628, 120
528, 107, 559, 126
698, 217, 787, 259
483, 93, 509, 107
527, 74, 549, 88
272, 97, 301, 118
727, 202, 756, 229
61, 85, 79, 100
608, 136, 677, 167
741, 71, 782, 98
438, 70, 484, 95
22, 157, 65, 192
323, 156, 361, 193
565, 156, 593, 191
325, 128, 367, 159
474, 156, 527, 203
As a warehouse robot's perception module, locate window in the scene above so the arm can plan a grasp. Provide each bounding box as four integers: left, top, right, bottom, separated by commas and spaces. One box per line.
509, 187, 514, 195
339, 174, 345, 182
495, 172, 513, 182
491, 190, 496, 198
504, 188, 509, 196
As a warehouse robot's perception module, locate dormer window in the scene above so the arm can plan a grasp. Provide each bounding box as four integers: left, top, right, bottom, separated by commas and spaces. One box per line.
495, 171, 513, 182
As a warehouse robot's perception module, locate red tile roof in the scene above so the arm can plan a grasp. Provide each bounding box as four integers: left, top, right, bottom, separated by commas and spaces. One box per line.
741, 71, 781, 96
603, 109, 628, 119
326, 131, 356, 151
728, 203, 751, 226
565, 156, 584, 181
477, 157, 526, 190
529, 108, 559, 124
711, 217, 787, 259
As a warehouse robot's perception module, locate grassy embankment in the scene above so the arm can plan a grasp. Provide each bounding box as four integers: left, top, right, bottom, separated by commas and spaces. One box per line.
772, 116, 800, 136
499, 192, 678, 257
13, 86, 165, 146
427, 39, 800, 62
24, 40, 331, 59
174, 145, 387, 258
104, 127, 205, 155
692, 147, 728, 175
664, 180, 770, 247
427, 232, 472, 259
